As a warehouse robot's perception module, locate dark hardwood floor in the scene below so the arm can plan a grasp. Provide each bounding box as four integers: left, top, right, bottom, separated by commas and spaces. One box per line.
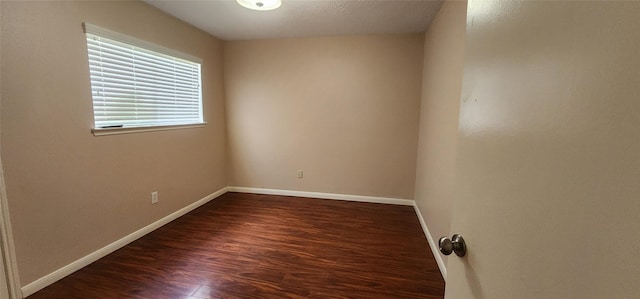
28, 192, 445, 298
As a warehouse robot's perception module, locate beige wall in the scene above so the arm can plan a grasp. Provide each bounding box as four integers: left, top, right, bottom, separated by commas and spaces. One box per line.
0, 0, 227, 285
224, 35, 424, 199
414, 0, 467, 276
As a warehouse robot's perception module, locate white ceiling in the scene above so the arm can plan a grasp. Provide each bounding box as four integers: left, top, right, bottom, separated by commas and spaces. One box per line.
142, 0, 444, 40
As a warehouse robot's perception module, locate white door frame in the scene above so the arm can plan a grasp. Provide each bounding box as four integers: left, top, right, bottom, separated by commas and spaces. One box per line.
0, 155, 22, 299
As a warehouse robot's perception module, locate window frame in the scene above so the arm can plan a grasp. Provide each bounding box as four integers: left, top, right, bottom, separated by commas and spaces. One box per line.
83, 23, 206, 136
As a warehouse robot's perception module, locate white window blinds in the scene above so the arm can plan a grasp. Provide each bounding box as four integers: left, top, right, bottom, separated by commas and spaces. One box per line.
84, 23, 203, 129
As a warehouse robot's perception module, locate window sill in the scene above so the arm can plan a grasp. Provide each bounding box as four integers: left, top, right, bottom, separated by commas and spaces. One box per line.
92, 123, 207, 136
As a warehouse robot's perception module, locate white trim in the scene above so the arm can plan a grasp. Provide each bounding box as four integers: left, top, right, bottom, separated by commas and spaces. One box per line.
21, 187, 229, 297
227, 187, 414, 206
0, 157, 22, 298
229, 187, 446, 276
19, 187, 440, 297
413, 203, 447, 280
92, 123, 206, 137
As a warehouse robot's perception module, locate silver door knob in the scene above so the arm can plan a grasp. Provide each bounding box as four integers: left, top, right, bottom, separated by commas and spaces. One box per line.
438, 234, 467, 257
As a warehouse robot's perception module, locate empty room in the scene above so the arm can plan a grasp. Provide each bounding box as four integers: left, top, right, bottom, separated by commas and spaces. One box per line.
1, 0, 639, 298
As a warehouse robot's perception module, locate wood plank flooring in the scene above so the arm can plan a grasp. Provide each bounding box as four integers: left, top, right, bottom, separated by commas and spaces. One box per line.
28, 192, 445, 298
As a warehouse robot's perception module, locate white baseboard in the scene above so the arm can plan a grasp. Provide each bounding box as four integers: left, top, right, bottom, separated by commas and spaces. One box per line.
21, 187, 439, 297
230, 187, 446, 277
413, 203, 447, 280
227, 186, 414, 206
21, 187, 229, 298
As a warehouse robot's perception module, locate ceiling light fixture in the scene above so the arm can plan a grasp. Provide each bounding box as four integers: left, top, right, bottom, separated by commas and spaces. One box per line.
236, 0, 282, 11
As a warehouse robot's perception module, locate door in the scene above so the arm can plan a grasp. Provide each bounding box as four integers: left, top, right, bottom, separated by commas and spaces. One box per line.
445, 1, 640, 298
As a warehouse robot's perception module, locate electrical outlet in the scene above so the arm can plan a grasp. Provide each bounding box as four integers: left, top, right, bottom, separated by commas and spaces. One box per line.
151, 191, 158, 204
297, 170, 303, 178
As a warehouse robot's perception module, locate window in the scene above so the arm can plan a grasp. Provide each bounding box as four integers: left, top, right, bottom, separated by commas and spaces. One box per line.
83, 23, 204, 135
